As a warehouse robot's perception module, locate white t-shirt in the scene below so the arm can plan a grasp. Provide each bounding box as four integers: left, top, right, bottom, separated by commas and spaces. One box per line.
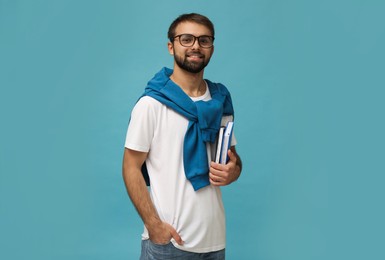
125, 84, 236, 253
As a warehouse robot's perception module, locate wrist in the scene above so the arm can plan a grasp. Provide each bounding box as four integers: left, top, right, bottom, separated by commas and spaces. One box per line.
145, 217, 163, 232
233, 165, 241, 182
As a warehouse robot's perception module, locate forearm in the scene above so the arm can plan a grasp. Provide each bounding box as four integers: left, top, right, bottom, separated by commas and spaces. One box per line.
122, 150, 162, 229
231, 146, 242, 180
122, 148, 183, 244
124, 170, 161, 226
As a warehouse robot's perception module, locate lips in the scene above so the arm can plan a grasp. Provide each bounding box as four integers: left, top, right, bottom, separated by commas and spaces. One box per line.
187, 52, 204, 59
186, 53, 205, 61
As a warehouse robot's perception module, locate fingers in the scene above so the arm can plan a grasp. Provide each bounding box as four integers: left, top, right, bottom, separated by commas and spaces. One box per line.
166, 223, 184, 245
209, 151, 237, 186
209, 175, 226, 186
149, 222, 183, 245
209, 168, 229, 186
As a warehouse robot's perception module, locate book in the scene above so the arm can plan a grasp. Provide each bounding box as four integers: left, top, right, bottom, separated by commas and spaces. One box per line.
220, 121, 234, 164
215, 121, 234, 164
214, 127, 225, 163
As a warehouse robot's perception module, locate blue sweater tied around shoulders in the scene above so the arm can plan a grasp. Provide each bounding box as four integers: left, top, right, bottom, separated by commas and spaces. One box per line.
141, 67, 234, 191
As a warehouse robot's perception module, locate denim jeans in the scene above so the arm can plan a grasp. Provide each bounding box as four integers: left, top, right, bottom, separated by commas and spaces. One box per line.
140, 239, 225, 260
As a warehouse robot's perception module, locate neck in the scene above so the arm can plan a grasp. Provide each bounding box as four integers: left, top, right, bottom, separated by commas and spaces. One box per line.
170, 66, 206, 97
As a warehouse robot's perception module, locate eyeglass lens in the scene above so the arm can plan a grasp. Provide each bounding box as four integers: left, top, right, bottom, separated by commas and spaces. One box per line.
179, 34, 213, 48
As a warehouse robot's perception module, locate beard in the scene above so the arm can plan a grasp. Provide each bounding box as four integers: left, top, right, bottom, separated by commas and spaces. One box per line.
174, 52, 211, 73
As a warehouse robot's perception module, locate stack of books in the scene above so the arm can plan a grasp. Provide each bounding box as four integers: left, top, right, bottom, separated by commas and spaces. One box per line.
214, 121, 234, 164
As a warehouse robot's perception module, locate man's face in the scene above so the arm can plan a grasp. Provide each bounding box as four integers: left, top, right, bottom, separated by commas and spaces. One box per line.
168, 22, 214, 74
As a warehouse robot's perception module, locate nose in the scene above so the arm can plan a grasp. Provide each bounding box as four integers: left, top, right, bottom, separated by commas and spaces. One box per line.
191, 38, 201, 49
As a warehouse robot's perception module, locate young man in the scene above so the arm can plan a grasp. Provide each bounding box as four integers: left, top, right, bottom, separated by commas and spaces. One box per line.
123, 13, 242, 259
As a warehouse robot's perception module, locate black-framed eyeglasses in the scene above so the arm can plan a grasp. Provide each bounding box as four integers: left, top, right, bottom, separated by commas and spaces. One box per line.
171, 34, 215, 48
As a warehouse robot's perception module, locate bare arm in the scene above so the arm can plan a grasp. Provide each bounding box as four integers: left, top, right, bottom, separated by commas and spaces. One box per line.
209, 146, 242, 186
122, 148, 183, 245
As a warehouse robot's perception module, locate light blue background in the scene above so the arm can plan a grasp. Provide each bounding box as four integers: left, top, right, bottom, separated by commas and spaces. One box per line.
1, 1, 384, 259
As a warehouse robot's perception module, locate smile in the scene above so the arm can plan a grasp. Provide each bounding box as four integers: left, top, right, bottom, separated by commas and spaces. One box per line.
187, 54, 204, 61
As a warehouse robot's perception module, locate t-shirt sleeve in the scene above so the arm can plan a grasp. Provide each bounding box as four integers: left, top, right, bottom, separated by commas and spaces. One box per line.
124, 96, 158, 152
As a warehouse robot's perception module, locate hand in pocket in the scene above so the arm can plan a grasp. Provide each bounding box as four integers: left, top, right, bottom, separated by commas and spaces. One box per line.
148, 222, 184, 245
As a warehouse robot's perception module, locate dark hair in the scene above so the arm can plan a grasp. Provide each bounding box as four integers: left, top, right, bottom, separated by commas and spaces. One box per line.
168, 13, 215, 41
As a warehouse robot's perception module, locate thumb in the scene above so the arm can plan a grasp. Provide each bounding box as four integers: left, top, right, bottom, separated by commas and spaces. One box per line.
227, 148, 237, 162
166, 223, 184, 245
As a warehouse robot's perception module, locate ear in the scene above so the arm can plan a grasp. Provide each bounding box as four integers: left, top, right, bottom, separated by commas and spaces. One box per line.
168, 42, 174, 55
